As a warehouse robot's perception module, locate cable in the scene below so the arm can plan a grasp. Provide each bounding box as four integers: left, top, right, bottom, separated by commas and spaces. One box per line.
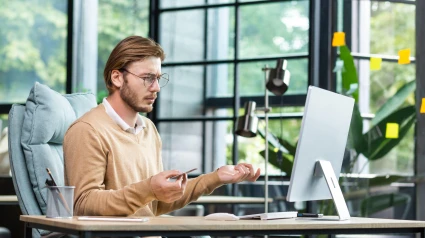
278, 95, 284, 183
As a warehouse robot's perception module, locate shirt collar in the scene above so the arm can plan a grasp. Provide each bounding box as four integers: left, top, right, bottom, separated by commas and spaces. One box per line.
103, 98, 146, 134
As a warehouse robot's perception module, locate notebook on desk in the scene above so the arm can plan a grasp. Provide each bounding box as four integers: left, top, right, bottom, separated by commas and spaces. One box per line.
239, 211, 298, 220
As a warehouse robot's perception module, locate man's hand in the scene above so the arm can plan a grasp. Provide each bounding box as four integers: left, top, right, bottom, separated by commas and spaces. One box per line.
150, 170, 187, 203
217, 163, 261, 184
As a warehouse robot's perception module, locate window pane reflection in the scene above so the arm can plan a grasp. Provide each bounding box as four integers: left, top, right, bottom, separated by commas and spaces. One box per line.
239, 1, 309, 59
158, 66, 205, 118
160, 120, 233, 174
239, 59, 308, 96
160, 10, 205, 62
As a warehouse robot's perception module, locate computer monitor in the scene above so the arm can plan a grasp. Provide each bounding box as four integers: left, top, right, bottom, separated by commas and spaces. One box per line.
286, 86, 354, 220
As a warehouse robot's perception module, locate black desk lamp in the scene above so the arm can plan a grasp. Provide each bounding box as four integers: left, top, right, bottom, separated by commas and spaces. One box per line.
235, 59, 290, 213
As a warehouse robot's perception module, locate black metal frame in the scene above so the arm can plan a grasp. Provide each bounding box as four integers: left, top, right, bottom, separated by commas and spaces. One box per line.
415, 0, 425, 221
148, 0, 160, 123
66, 0, 74, 94
24, 221, 425, 238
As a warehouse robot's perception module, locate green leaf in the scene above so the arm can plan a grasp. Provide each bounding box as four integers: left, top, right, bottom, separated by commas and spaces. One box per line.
97, 90, 109, 104
361, 106, 416, 160
360, 193, 410, 217
340, 45, 359, 102
260, 149, 293, 176
277, 137, 297, 156
257, 128, 296, 155
368, 175, 405, 187
347, 104, 365, 152
371, 80, 416, 126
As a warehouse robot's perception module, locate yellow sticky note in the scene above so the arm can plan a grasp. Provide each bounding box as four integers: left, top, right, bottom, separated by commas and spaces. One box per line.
385, 123, 399, 139
332, 32, 345, 47
370, 57, 382, 70
398, 49, 411, 64
421, 98, 425, 114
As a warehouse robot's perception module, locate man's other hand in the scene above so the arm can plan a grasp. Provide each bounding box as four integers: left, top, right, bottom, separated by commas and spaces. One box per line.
217, 163, 261, 184
151, 170, 187, 203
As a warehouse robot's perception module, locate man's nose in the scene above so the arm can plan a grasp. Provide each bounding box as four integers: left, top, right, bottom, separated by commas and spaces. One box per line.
149, 79, 160, 92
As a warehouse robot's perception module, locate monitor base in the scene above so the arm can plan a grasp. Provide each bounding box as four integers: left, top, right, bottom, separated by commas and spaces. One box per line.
315, 160, 351, 221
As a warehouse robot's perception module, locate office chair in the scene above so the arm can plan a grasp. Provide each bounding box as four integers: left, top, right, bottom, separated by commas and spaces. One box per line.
8, 82, 97, 237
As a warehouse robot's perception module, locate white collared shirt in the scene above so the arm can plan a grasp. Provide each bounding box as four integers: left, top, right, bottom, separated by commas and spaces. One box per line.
103, 98, 146, 134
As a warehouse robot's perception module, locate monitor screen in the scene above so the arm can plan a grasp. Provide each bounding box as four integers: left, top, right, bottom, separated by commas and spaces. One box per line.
287, 86, 354, 203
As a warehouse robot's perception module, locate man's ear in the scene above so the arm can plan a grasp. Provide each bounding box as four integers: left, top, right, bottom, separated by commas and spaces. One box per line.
111, 69, 124, 88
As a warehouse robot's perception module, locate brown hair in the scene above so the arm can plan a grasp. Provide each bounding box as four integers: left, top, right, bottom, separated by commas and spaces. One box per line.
103, 36, 166, 93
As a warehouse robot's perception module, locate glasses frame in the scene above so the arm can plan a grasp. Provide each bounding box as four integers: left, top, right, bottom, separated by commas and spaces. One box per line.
119, 68, 169, 88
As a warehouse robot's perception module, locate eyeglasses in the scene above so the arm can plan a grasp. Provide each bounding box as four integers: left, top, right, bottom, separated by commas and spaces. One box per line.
120, 68, 169, 88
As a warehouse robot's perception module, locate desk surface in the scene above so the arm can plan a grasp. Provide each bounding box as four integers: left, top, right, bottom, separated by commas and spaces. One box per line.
21, 215, 425, 232
1, 195, 271, 205
0, 195, 18, 205
194, 195, 273, 204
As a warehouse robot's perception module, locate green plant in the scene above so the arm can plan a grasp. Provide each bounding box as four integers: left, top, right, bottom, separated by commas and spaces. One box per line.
259, 45, 416, 217
338, 45, 415, 217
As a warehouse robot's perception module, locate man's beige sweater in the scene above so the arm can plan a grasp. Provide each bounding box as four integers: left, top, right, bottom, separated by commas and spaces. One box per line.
64, 104, 223, 216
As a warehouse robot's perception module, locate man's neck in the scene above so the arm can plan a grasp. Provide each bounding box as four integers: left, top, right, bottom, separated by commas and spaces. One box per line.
106, 94, 138, 128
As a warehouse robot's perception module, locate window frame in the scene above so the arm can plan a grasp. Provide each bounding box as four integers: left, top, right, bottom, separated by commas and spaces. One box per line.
148, 0, 325, 180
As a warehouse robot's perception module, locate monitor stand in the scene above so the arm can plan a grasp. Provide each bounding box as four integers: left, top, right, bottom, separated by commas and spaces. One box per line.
314, 160, 351, 221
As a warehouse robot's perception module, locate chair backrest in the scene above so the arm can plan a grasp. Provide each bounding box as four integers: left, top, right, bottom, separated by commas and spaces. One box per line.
8, 82, 97, 237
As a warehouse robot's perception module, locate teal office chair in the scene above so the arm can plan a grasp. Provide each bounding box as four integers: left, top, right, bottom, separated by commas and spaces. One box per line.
8, 82, 97, 237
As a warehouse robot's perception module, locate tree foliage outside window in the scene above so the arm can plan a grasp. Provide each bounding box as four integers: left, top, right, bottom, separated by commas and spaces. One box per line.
237, 1, 309, 96
0, 0, 68, 103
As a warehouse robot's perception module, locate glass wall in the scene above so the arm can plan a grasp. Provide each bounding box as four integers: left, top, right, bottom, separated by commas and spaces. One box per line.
97, 0, 150, 102
156, 0, 310, 178
344, 0, 416, 175
335, 0, 416, 219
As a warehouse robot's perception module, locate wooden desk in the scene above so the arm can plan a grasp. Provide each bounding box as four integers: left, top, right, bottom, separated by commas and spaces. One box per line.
0, 195, 271, 205
194, 195, 273, 204
21, 215, 425, 238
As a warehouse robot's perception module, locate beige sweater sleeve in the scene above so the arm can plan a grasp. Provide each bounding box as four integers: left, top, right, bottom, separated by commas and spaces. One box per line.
155, 171, 223, 215
64, 121, 157, 216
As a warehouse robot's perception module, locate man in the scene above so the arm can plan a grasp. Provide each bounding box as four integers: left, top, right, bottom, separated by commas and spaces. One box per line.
64, 36, 261, 216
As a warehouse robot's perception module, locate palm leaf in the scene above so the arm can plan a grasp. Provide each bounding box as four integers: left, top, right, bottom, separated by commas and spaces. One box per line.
277, 137, 297, 156
340, 45, 359, 102
361, 106, 416, 160
371, 80, 416, 126
360, 193, 410, 217
368, 175, 405, 187
347, 103, 365, 153
258, 128, 295, 155
260, 149, 293, 176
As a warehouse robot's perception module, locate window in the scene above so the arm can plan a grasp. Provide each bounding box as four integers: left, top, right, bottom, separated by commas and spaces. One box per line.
155, 1, 310, 176
334, 0, 417, 220
341, 0, 415, 175
97, 0, 150, 101
0, 0, 69, 107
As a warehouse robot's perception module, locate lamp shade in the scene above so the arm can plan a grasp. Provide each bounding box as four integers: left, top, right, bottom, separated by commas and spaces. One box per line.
266, 59, 291, 96
235, 101, 258, 138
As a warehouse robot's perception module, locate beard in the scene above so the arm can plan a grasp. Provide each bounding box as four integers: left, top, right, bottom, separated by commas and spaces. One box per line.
120, 77, 154, 113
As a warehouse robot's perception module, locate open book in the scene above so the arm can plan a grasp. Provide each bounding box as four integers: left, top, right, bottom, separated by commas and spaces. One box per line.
239, 211, 298, 220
